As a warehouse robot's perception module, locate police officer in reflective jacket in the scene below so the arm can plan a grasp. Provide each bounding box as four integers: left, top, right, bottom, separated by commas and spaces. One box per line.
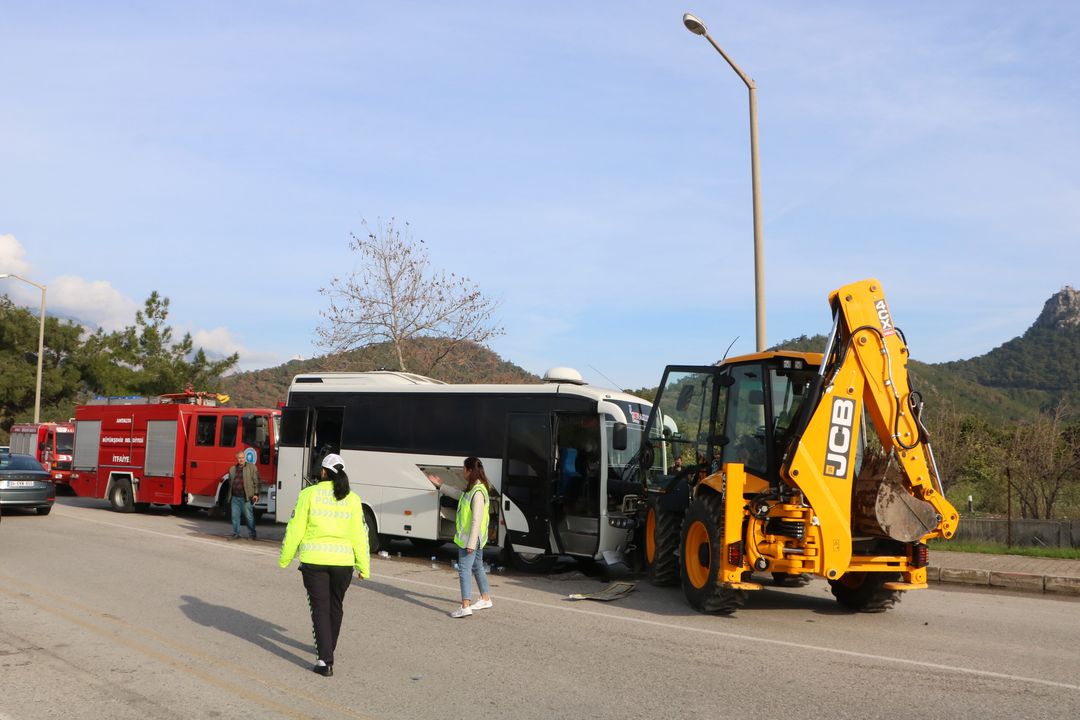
279, 453, 370, 676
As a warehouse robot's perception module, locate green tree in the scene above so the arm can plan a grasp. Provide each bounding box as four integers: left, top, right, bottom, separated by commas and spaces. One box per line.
78, 292, 238, 397
0, 296, 85, 435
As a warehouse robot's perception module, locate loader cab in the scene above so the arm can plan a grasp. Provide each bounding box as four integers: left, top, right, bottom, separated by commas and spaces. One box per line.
639, 354, 821, 488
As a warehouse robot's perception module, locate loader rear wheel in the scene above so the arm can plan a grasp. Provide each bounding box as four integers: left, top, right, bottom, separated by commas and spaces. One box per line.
828, 572, 902, 612
644, 497, 680, 587
680, 493, 745, 615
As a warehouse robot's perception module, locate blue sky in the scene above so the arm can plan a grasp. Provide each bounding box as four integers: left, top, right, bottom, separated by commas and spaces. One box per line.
2, 1, 1078, 391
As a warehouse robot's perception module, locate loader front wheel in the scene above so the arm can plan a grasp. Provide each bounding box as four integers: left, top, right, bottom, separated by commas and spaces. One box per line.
644, 497, 680, 587
828, 572, 902, 612
680, 493, 745, 615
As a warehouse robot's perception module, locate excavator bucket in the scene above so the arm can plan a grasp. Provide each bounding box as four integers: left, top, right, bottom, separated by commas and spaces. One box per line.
853, 452, 940, 542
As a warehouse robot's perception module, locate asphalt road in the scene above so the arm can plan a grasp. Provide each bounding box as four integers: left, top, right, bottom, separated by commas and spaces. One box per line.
1, 498, 1078, 720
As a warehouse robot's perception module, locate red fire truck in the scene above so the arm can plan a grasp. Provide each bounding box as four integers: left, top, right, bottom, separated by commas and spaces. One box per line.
9, 422, 76, 486
69, 391, 280, 517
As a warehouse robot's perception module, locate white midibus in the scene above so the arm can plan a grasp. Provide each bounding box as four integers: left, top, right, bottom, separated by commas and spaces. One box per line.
275, 367, 651, 572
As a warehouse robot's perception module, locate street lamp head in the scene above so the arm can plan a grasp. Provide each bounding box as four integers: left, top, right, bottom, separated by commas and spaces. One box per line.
683, 13, 708, 36
0, 273, 10, 279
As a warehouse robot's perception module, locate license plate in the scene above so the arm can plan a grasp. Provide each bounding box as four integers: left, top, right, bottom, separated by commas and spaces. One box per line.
1, 480, 35, 488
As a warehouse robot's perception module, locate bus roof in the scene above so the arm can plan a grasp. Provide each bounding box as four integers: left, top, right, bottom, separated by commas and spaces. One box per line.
288, 371, 649, 405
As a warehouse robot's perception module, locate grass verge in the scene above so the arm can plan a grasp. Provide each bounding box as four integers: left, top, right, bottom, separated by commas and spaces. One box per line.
929, 540, 1080, 560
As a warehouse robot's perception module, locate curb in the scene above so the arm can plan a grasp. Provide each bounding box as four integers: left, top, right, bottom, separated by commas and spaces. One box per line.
929, 566, 1080, 596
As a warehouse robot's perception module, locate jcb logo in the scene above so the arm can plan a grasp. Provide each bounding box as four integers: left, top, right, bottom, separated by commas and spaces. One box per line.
875, 299, 895, 337
824, 397, 856, 478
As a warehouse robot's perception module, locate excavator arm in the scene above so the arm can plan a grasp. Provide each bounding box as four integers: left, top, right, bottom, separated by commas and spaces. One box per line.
781, 278, 959, 581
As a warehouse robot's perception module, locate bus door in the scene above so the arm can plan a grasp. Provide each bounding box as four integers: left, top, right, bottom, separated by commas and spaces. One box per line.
552, 412, 601, 557
276, 406, 343, 519
502, 413, 553, 553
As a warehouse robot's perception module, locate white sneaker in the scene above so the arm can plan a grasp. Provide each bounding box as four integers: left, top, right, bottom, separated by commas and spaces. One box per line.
471, 598, 493, 611
449, 606, 473, 618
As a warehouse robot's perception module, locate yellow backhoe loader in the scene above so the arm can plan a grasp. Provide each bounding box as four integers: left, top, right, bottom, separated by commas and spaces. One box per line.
636, 278, 958, 613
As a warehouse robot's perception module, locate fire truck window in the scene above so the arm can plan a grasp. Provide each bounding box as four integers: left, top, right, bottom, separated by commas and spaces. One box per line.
242, 415, 268, 448
195, 416, 217, 446
220, 416, 239, 447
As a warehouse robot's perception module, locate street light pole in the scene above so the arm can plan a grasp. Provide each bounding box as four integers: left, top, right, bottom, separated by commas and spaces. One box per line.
683, 12, 766, 352
0, 273, 47, 423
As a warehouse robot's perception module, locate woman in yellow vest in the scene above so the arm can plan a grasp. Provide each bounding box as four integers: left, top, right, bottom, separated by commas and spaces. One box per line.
279, 453, 370, 676
428, 456, 493, 618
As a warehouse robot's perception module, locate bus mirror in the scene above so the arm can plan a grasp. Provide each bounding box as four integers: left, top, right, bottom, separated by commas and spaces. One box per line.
612, 422, 627, 451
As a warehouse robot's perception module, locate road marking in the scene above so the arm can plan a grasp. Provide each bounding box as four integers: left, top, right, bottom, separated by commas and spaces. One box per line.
0, 573, 378, 720
58, 507, 1080, 694
377, 575, 1080, 693
63, 511, 269, 555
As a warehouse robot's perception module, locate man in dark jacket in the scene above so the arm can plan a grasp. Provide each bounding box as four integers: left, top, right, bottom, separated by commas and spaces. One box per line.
228, 451, 261, 539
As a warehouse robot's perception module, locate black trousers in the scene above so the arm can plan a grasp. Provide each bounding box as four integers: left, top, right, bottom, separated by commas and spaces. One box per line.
300, 563, 353, 665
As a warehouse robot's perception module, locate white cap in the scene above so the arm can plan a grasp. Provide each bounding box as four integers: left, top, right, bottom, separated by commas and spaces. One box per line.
321, 453, 345, 471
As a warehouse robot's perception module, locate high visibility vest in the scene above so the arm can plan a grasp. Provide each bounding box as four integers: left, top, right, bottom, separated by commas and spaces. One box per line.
454, 483, 490, 549
278, 481, 371, 578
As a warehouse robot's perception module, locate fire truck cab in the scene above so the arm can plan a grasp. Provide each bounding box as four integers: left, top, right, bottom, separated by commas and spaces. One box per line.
70, 392, 280, 517
9, 422, 75, 485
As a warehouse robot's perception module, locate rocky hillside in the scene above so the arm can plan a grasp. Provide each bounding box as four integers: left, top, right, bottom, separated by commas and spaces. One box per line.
938, 286, 1080, 414
765, 287, 1080, 424
220, 337, 538, 407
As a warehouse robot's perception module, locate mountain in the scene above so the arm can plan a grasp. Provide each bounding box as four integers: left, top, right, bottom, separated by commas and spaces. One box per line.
765, 337, 1036, 422
766, 287, 1080, 423
220, 337, 539, 407
939, 286, 1080, 416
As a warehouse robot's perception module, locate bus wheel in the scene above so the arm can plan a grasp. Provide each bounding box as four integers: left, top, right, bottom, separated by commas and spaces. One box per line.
505, 541, 557, 573
109, 480, 135, 513
363, 507, 382, 554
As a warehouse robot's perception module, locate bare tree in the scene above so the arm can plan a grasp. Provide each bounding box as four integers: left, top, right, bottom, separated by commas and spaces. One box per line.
316, 218, 503, 374
1004, 401, 1080, 519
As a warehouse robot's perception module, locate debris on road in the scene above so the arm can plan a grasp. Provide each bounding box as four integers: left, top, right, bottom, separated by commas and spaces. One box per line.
566, 582, 635, 602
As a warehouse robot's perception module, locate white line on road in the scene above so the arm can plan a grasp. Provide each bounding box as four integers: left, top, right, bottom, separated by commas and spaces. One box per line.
63, 508, 1080, 694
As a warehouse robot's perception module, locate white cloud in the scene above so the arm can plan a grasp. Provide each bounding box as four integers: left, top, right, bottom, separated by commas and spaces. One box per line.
48, 275, 140, 331
0, 233, 39, 305
3, 233, 281, 370
0, 233, 33, 276
192, 327, 281, 371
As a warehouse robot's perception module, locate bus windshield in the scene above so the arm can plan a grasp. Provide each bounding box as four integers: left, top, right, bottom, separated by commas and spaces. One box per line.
605, 400, 650, 469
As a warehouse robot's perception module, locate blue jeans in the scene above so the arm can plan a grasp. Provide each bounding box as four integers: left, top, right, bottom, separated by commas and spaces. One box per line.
457, 546, 490, 602
231, 496, 256, 538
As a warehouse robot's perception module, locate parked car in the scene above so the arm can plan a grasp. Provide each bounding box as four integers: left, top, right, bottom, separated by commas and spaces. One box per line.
0, 453, 56, 515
